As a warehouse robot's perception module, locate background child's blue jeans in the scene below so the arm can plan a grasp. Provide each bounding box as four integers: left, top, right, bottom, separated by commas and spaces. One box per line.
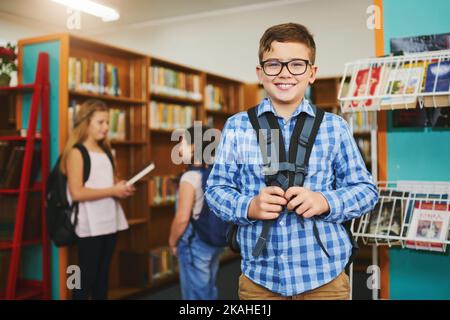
177, 223, 224, 300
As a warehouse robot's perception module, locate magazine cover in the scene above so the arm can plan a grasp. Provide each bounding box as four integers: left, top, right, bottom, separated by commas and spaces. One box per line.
366, 190, 405, 245
406, 201, 450, 252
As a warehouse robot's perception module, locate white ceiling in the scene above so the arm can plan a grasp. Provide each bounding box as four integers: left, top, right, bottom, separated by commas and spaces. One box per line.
0, 0, 312, 33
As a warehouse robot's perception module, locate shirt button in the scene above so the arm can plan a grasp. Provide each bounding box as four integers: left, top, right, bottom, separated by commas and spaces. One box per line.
280, 254, 285, 260
279, 221, 284, 226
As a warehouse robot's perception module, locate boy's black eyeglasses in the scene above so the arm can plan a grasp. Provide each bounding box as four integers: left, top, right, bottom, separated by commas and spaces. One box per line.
260, 58, 311, 76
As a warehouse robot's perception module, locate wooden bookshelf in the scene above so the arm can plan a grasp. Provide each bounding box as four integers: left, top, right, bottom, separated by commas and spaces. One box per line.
18, 33, 149, 300
203, 72, 244, 130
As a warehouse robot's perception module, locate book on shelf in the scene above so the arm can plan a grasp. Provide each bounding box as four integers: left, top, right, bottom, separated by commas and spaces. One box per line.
0, 145, 41, 189
149, 101, 195, 130
68, 100, 81, 135
149, 175, 178, 206
423, 60, 450, 107
68, 57, 121, 97
343, 65, 388, 111
150, 66, 202, 101
380, 63, 424, 109
405, 201, 450, 252
366, 190, 406, 245
150, 247, 178, 280
205, 84, 233, 112
342, 111, 375, 133
108, 108, 126, 141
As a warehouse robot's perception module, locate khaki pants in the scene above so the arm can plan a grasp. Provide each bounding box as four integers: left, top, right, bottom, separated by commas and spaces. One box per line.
239, 272, 350, 300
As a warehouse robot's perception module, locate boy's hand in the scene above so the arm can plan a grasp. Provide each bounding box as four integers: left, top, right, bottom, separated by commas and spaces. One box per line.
248, 186, 287, 220
285, 187, 330, 218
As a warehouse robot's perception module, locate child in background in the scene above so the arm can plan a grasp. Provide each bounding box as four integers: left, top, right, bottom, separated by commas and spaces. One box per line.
62, 99, 135, 300
168, 125, 224, 300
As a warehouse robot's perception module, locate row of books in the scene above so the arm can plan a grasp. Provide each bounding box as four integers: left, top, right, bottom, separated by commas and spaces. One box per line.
342, 111, 375, 133
149, 101, 195, 130
150, 66, 202, 101
148, 175, 178, 206
0, 194, 42, 242
0, 143, 40, 189
343, 60, 450, 111
68, 57, 122, 96
204, 84, 238, 112
119, 247, 178, 288
68, 102, 127, 140
149, 246, 178, 281
360, 190, 450, 252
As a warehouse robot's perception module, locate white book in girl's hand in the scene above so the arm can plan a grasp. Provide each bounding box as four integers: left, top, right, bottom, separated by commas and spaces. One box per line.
127, 163, 155, 186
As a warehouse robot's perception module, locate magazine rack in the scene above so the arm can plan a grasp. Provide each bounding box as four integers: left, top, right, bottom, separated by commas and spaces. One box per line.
351, 181, 450, 252
338, 49, 450, 113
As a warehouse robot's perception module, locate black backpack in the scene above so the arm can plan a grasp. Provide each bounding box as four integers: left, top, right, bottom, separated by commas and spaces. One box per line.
227, 105, 358, 268
46, 143, 114, 247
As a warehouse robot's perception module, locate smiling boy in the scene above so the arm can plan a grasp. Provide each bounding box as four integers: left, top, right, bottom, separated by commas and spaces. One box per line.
205, 23, 378, 300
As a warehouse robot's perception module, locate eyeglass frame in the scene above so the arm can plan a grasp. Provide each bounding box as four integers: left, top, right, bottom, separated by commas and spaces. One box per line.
259, 58, 312, 76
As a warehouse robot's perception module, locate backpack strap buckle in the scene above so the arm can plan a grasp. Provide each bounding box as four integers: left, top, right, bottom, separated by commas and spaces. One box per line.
295, 164, 308, 175
299, 134, 309, 147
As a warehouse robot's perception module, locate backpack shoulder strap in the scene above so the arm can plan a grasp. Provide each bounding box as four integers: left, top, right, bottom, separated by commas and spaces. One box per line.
247, 105, 286, 188
290, 104, 324, 187
73, 143, 90, 184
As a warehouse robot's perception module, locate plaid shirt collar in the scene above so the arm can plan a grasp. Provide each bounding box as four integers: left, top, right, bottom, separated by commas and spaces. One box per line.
257, 97, 316, 119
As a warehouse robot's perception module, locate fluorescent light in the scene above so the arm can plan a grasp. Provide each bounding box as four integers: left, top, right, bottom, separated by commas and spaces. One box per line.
52, 0, 120, 22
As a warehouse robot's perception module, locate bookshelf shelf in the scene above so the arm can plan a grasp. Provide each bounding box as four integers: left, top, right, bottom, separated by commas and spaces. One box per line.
127, 218, 148, 227
150, 93, 203, 105
150, 201, 175, 208
110, 140, 147, 145
353, 131, 372, 137
0, 84, 35, 93
69, 90, 146, 105
149, 128, 178, 134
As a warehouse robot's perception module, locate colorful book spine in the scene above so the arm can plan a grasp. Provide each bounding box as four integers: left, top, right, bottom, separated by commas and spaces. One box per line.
148, 176, 178, 205
150, 66, 202, 101
68, 57, 121, 97
149, 101, 195, 130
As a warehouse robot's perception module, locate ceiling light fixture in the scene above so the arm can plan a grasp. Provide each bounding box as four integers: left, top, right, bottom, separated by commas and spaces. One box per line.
52, 0, 120, 22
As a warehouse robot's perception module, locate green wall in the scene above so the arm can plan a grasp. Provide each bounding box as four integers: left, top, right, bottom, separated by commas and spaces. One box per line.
383, 0, 450, 299
21, 40, 61, 300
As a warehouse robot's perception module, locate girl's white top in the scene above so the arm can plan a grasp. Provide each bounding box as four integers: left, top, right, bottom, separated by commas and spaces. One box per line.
67, 151, 129, 237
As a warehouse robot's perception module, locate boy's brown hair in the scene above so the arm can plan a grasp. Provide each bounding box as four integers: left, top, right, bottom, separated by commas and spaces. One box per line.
259, 22, 316, 65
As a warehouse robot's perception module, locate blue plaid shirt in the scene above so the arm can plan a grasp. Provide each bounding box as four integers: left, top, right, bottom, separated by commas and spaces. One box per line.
205, 98, 378, 296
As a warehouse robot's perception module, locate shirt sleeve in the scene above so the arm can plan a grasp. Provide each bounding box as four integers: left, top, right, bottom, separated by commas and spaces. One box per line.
205, 117, 256, 226
318, 117, 379, 224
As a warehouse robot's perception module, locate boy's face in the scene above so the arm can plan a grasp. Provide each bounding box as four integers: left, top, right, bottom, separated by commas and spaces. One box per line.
256, 41, 317, 108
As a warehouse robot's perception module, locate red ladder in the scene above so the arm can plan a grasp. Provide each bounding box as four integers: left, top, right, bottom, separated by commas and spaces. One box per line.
0, 52, 51, 299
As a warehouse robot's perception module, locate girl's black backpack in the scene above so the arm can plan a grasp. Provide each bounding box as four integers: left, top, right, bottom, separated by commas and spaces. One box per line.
45, 144, 113, 247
